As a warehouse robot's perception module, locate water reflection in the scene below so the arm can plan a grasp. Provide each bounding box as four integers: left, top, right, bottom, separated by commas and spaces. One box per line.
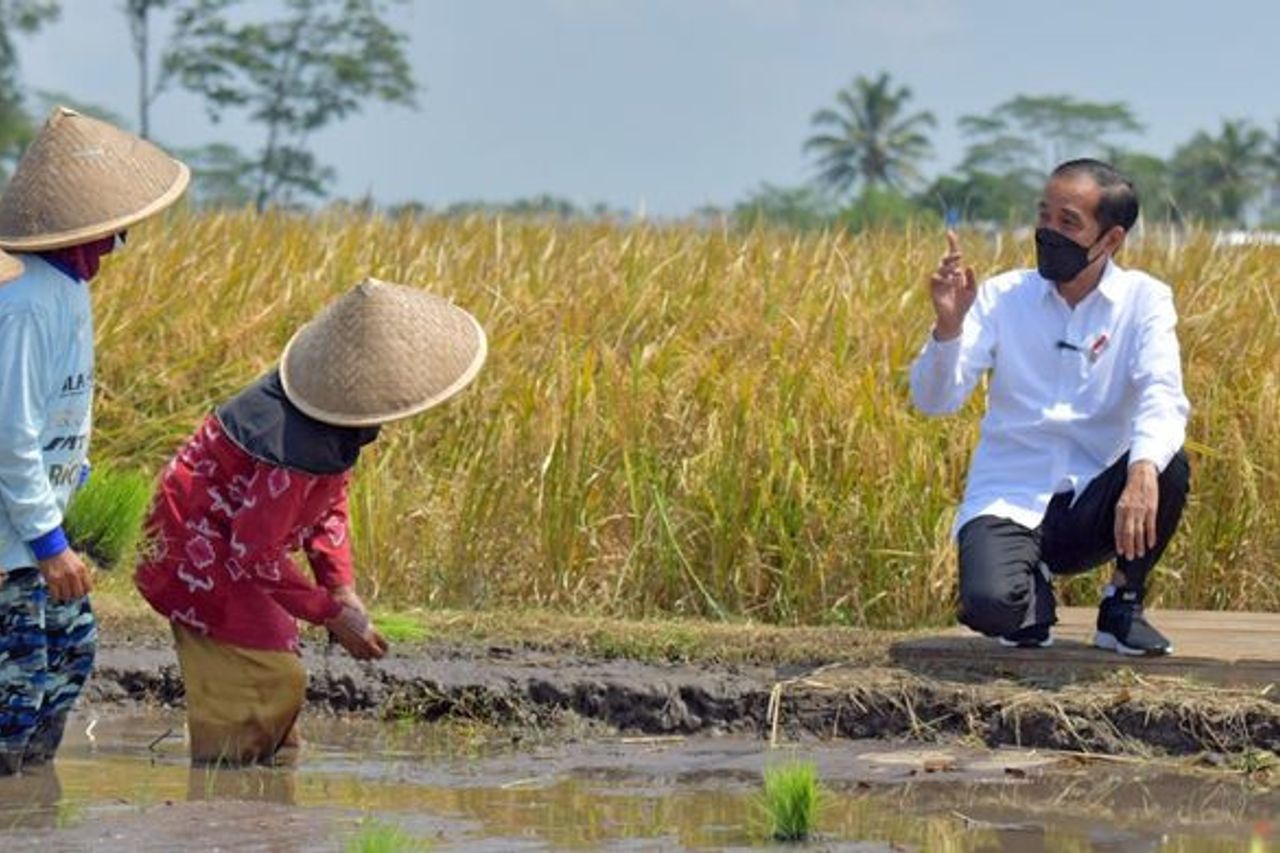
187, 763, 298, 805
0, 764, 65, 830
0, 709, 1271, 851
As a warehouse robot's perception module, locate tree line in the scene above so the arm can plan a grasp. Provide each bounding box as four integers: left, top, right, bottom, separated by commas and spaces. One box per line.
0, 0, 416, 212
737, 72, 1280, 231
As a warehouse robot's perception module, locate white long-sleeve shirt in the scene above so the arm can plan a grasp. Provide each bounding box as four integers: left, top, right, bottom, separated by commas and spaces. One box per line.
0, 255, 94, 570
909, 260, 1189, 535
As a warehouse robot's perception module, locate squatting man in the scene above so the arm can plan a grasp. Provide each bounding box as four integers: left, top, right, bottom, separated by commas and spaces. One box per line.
910, 158, 1190, 656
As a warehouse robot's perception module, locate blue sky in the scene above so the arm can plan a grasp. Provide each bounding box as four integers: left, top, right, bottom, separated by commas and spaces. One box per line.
15, 0, 1280, 215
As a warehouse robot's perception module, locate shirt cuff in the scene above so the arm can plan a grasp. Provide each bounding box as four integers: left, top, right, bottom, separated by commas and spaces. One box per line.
28, 525, 69, 561
928, 329, 964, 348
1129, 441, 1177, 473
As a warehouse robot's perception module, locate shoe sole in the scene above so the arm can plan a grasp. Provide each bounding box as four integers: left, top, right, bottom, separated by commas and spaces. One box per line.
1093, 631, 1173, 657
998, 636, 1053, 649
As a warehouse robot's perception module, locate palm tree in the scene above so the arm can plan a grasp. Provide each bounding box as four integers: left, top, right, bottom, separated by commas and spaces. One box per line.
1265, 121, 1280, 223
803, 72, 936, 198
1171, 118, 1270, 225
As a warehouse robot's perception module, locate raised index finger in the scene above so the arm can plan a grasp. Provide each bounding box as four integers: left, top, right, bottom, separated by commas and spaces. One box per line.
945, 229, 960, 256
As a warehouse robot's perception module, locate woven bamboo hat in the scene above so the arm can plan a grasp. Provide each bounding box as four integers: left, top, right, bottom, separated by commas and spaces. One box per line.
0, 250, 22, 284
0, 107, 190, 251
280, 279, 488, 427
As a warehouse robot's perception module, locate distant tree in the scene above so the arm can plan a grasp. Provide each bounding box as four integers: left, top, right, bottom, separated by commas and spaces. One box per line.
1170, 119, 1270, 226
123, 0, 173, 139
1263, 120, 1280, 225
385, 200, 428, 219
803, 72, 936, 198
1268, 120, 1280, 178
442, 195, 593, 220
918, 171, 1037, 226
162, 0, 418, 211
122, 2, 262, 210
839, 186, 935, 232
177, 141, 257, 208
931, 95, 1144, 226
959, 94, 1143, 180
0, 0, 60, 178
1103, 149, 1182, 227
506, 194, 579, 218
732, 183, 837, 231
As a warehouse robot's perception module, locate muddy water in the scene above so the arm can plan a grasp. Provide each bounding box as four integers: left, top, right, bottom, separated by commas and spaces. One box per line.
0, 709, 1273, 851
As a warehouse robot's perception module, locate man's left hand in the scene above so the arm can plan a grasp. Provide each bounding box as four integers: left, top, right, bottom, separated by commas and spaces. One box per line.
1115, 460, 1159, 561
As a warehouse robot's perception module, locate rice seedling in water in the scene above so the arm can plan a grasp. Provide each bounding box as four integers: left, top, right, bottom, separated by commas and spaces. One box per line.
345, 817, 430, 852
759, 760, 824, 842
63, 465, 153, 568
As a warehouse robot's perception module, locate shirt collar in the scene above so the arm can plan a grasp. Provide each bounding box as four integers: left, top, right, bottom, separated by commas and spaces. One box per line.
1040, 257, 1124, 304
1095, 258, 1125, 302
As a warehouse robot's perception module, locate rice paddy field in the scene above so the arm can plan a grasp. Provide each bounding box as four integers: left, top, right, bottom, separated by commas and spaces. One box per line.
84, 211, 1280, 628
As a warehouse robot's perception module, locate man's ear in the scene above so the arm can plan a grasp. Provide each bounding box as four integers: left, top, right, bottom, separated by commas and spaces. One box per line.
1102, 224, 1127, 255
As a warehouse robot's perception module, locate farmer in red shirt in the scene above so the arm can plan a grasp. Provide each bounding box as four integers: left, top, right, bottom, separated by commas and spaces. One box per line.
136, 279, 487, 765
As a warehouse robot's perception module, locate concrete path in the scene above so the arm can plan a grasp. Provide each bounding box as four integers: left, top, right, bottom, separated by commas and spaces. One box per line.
890, 608, 1280, 686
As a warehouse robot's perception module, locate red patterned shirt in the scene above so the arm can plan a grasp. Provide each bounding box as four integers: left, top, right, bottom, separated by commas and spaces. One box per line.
136, 415, 353, 652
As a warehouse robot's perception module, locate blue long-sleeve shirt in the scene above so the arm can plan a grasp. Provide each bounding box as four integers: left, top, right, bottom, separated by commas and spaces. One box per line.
0, 255, 94, 570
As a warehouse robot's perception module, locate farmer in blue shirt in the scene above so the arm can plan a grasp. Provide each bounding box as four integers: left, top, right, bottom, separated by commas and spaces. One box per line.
0, 108, 188, 775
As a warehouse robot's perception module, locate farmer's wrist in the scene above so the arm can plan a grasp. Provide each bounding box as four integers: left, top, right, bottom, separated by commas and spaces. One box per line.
29, 525, 69, 561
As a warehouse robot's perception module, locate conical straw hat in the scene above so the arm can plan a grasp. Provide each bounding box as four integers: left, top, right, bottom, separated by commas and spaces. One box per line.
0, 250, 21, 285
280, 279, 488, 427
0, 107, 190, 251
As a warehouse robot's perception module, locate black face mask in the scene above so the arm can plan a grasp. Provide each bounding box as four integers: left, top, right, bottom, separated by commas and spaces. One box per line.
1035, 227, 1105, 283
353, 426, 381, 447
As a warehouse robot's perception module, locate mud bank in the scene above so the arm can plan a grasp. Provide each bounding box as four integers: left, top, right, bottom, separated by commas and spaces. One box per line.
86, 640, 1280, 760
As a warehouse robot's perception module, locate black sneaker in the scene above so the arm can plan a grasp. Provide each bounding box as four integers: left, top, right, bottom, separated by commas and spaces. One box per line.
998, 623, 1053, 649
1094, 589, 1173, 656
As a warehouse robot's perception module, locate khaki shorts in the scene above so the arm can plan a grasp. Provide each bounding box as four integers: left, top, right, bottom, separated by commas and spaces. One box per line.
172, 625, 306, 765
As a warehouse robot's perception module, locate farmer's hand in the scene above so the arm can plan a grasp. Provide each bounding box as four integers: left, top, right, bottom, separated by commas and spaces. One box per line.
324, 604, 388, 661
329, 584, 367, 616
1115, 460, 1160, 561
39, 548, 94, 601
929, 230, 977, 341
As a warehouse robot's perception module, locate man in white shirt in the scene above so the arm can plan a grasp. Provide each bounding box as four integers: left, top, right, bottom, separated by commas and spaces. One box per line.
909, 158, 1190, 656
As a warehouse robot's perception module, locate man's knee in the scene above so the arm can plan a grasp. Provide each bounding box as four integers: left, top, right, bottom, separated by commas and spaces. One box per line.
958, 583, 1028, 637
957, 517, 1040, 637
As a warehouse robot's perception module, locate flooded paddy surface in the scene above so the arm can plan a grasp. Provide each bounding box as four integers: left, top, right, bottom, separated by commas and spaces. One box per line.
0, 708, 1274, 851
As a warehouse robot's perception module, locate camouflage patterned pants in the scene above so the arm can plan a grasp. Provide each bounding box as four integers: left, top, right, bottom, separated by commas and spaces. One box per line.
0, 568, 97, 776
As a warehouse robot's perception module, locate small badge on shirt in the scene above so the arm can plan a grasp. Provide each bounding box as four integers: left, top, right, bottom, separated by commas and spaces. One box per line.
1088, 332, 1110, 363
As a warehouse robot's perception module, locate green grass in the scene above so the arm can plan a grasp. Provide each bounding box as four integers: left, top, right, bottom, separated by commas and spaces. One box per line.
759, 760, 824, 842
371, 611, 430, 643
63, 465, 153, 569
82, 212, 1280, 625
345, 818, 431, 853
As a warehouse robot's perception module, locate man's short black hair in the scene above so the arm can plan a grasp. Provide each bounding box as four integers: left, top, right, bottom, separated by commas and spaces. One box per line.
1051, 158, 1140, 233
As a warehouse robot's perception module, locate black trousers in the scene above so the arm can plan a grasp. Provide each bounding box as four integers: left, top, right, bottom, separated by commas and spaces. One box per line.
956, 450, 1190, 638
